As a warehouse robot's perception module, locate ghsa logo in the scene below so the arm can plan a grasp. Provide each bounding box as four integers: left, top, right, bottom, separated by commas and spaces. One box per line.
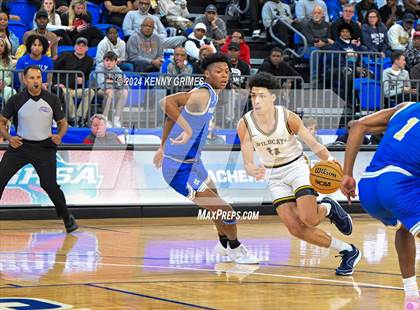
7, 154, 103, 204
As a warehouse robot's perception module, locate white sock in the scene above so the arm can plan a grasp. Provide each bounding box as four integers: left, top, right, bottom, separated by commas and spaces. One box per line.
322, 202, 332, 216
330, 237, 352, 252
403, 276, 419, 298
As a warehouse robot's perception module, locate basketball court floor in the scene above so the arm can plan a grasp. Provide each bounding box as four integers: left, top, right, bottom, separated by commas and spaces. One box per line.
0, 215, 417, 309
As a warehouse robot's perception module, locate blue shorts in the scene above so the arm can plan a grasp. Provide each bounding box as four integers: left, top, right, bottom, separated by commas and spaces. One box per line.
359, 171, 420, 235
162, 156, 210, 200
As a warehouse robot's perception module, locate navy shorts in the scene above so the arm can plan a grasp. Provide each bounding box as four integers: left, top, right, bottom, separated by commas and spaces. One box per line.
162, 156, 209, 200
359, 171, 420, 235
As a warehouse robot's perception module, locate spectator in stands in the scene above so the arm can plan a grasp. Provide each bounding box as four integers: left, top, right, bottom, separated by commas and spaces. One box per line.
53, 37, 94, 125
262, 0, 295, 45
194, 4, 227, 46
259, 47, 301, 77
34, 0, 73, 46
295, 0, 330, 22
104, 0, 135, 28
0, 11, 19, 55
206, 117, 225, 145
404, 31, 420, 70
326, 0, 350, 22
379, 0, 404, 29
133, 0, 159, 14
355, 0, 378, 22
184, 23, 216, 61
220, 30, 251, 66
335, 120, 370, 144
16, 35, 53, 87
228, 42, 250, 88
55, 0, 70, 16
246, 0, 264, 38
127, 17, 163, 72
61, 0, 104, 47
303, 117, 323, 144
0, 38, 16, 103
388, 13, 415, 51
383, 51, 415, 107
301, 6, 334, 50
24, 10, 59, 60
330, 4, 362, 42
96, 26, 134, 72
192, 45, 214, 74
403, 0, 420, 19
83, 114, 122, 144
161, 46, 193, 75
159, 0, 192, 31
410, 62, 420, 80
95, 51, 128, 128
122, 0, 186, 49
361, 9, 389, 57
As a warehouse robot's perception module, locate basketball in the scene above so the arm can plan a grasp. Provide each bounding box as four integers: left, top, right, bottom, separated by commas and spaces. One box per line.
309, 161, 343, 194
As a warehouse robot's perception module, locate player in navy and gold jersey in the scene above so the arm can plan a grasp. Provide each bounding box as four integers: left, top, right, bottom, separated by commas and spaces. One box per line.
341, 102, 420, 309
153, 54, 258, 264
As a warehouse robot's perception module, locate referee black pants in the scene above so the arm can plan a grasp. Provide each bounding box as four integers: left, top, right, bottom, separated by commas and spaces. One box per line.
0, 139, 70, 220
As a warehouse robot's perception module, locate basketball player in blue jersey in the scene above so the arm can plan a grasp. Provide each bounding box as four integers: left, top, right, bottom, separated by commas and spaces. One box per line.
341, 102, 420, 309
153, 53, 259, 264
238, 72, 361, 275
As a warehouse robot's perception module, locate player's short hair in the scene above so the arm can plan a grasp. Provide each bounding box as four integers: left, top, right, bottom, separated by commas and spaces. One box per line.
26, 34, 49, 55
248, 72, 279, 92
200, 53, 229, 71
89, 113, 107, 125
23, 65, 42, 76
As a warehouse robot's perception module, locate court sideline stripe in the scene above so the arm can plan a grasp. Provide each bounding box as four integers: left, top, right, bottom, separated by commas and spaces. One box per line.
85, 283, 216, 310
0, 253, 409, 278
1, 259, 404, 291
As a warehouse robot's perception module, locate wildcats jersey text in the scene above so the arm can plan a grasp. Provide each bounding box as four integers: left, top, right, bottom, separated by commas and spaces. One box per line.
242, 106, 303, 167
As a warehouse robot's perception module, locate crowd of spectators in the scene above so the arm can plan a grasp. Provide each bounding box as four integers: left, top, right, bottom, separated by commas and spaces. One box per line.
0, 0, 418, 137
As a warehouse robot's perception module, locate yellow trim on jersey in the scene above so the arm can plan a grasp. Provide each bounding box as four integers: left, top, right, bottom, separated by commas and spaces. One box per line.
294, 185, 314, 194
273, 196, 296, 204
282, 106, 293, 134
250, 106, 278, 136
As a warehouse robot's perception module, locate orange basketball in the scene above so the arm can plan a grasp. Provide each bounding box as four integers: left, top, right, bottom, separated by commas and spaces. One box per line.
309, 161, 343, 194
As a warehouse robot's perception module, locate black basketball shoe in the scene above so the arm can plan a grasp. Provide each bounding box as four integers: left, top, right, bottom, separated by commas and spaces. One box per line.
323, 196, 353, 235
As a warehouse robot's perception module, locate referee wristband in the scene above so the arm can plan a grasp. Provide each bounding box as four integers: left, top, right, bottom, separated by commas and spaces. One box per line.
327, 156, 335, 161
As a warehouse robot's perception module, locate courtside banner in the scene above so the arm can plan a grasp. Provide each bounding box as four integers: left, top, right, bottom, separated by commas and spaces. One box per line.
0, 150, 373, 207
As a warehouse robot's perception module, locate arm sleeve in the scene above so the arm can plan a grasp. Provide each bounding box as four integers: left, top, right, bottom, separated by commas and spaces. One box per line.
95, 41, 106, 64
0, 95, 16, 119
212, 19, 227, 40
122, 13, 135, 37
52, 94, 65, 121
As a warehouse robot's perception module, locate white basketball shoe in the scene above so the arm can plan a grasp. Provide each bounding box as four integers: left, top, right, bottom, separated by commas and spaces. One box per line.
227, 244, 259, 264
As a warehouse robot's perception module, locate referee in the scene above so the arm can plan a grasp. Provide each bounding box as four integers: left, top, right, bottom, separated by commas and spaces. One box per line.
0, 65, 78, 233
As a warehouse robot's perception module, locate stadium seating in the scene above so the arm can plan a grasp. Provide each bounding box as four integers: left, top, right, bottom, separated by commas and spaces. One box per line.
87, 2, 101, 24
9, 0, 37, 29
8, 20, 28, 44
358, 79, 381, 111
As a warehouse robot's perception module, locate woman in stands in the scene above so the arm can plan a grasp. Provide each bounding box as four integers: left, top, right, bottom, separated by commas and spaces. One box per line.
0, 11, 19, 56
61, 0, 104, 47
361, 9, 390, 58
33, 0, 73, 45
0, 38, 16, 103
